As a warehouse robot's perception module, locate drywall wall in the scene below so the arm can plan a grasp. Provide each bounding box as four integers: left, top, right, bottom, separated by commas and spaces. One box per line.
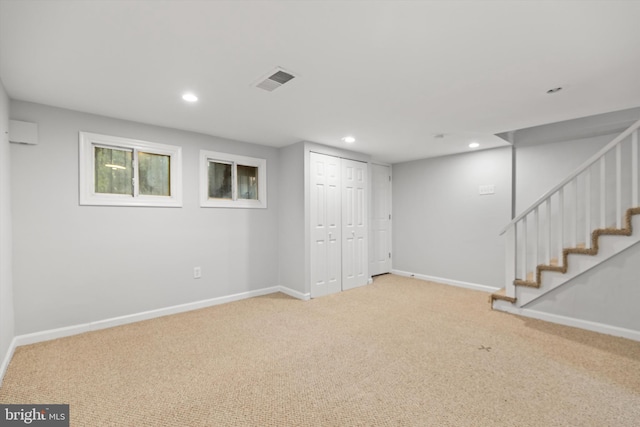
277, 142, 305, 294
392, 147, 511, 288
0, 79, 14, 363
10, 101, 280, 335
515, 134, 613, 215
513, 107, 640, 215
526, 241, 640, 332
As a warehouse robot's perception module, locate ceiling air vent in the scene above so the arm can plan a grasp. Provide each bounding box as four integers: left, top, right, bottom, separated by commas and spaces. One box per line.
254, 67, 297, 92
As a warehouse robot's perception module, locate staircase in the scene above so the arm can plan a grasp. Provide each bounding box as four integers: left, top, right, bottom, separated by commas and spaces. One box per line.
492, 118, 640, 338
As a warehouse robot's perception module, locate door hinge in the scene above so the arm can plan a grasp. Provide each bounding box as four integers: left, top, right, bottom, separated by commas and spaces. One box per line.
389, 175, 391, 182
389, 214, 391, 220
389, 252, 391, 259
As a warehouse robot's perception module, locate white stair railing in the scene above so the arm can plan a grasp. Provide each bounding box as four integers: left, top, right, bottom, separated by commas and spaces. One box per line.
501, 118, 640, 300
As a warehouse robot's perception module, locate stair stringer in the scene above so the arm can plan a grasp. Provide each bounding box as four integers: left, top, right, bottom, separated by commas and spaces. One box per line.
516, 213, 640, 307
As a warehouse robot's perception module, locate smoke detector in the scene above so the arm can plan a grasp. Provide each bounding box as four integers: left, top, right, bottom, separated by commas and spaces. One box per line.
254, 67, 297, 92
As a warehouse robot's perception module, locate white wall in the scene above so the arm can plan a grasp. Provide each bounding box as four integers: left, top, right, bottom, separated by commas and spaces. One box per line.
513, 106, 640, 214
10, 101, 280, 335
277, 142, 305, 294
515, 134, 613, 214
0, 79, 14, 365
392, 147, 512, 288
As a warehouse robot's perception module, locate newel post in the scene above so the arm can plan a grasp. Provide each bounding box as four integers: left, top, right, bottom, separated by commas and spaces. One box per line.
504, 225, 517, 299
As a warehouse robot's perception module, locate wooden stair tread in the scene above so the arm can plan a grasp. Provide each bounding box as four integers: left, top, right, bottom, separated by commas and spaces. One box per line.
514, 279, 539, 288
490, 288, 516, 304
538, 265, 564, 273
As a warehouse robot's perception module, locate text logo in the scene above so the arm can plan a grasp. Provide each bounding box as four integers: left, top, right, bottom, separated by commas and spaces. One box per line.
0, 405, 68, 426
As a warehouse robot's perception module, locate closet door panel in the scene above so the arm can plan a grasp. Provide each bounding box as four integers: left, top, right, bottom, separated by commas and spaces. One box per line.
342, 159, 368, 290
310, 152, 342, 297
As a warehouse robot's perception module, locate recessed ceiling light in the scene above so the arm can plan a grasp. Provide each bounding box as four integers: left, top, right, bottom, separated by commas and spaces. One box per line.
469, 142, 480, 149
182, 93, 198, 102
342, 136, 356, 143
546, 87, 563, 94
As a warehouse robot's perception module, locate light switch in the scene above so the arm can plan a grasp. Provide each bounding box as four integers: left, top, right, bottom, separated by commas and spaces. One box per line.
479, 185, 495, 195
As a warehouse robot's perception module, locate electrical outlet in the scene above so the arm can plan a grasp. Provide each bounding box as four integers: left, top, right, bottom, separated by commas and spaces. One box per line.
193, 267, 202, 279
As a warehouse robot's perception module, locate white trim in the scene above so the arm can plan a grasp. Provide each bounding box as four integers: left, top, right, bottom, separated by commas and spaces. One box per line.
2, 286, 294, 385
79, 132, 183, 207
199, 150, 267, 208
1, 284, 311, 384
278, 286, 310, 301
0, 337, 17, 387
391, 269, 500, 293
13, 286, 281, 348
492, 304, 640, 342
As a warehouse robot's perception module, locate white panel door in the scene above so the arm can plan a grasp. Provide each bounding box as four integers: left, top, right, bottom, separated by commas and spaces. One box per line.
370, 164, 392, 276
310, 152, 342, 298
342, 159, 368, 290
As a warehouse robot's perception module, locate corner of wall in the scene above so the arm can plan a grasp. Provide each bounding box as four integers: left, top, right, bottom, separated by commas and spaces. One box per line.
0, 77, 16, 384
277, 143, 306, 294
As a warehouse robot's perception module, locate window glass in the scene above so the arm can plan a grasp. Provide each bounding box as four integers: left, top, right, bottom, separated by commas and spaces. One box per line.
208, 161, 232, 199
237, 165, 258, 200
94, 147, 133, 195
139, 152, 171, 196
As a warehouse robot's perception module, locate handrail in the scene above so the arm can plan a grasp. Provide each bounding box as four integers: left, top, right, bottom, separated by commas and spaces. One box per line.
500, 117, 640, 235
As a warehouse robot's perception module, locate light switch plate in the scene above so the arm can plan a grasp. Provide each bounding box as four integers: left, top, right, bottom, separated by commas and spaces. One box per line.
479, 185, 495, 195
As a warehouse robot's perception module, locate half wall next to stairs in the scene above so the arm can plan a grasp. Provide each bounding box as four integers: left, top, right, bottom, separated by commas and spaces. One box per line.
526, 237, 640, 332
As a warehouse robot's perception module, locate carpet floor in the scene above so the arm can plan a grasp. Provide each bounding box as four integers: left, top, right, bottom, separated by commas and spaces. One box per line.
1, 274, 639, 426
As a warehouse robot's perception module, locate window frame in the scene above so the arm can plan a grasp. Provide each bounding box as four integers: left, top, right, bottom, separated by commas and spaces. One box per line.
79, 132, 183, 207
199, 150, 267, 208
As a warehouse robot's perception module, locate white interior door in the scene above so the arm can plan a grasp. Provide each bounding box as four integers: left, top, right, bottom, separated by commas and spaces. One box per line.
370, 163, 392, 276
342, 159, 368, 290
310, 152, 342, 298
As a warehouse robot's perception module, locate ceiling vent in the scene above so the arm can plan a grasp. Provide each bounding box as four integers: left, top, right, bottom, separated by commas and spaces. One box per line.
254, 67, 297, 92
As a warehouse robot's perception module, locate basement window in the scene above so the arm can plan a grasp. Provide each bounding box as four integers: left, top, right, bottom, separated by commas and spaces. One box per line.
79, 132, 182, 207
200, 150, 267, 208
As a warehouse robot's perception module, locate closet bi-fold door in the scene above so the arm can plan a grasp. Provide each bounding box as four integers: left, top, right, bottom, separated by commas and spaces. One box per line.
310, 152, 342, 298
342, 159, 368, 290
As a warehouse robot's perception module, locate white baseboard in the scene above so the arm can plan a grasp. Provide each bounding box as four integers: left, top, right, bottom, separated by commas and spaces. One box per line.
493, 304, 640, 342
278, 286, 310, 301
0, 337, 17, 387
2, 284, 312, 385
13, 286, 283, 348
391, 269, 500, 293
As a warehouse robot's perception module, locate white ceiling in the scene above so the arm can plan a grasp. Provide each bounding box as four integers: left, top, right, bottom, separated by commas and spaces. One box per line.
1, 0, 639, 164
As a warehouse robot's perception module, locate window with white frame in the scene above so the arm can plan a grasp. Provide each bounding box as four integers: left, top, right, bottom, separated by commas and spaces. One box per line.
200, 150, 267, 208
79, 132, 182, 207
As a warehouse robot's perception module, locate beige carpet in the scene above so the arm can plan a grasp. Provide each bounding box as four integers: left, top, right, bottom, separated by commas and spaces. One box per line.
1, 274, 639, 426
